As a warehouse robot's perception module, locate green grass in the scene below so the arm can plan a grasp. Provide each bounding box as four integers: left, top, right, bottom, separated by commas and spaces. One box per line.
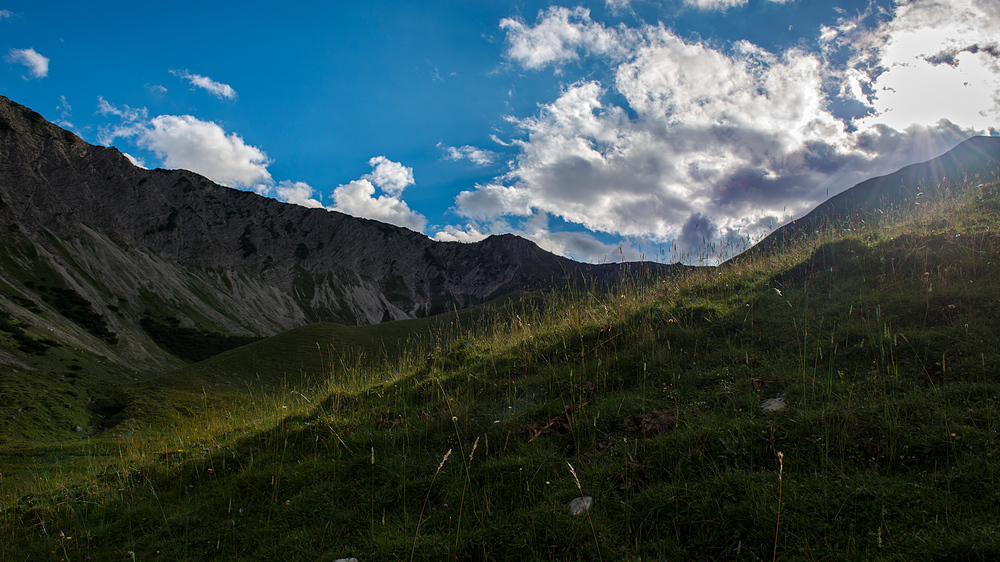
4, 180, 1000, 560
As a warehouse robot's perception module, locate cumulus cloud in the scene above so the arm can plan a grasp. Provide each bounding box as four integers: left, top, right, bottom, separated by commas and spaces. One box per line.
325, 156, 426, 231
364, 156, 414, 196
855, 0, 1000, 133
170, 69, 238, 100
501, 7, 635, 70
275, 180, 323, 208
7, 47, 48, 78
442, 144, 497, 166
433, 224, 489, 243
97, 99, 272, 189
464, 2, 995, 262
487, 22, 857, 248
329, 179, 426, 231
138, 115, 272, 188
454, 183, 535, 220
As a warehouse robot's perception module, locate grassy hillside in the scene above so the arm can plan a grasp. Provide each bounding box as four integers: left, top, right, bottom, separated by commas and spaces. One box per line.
3, 180, 1000, 560
111, 296, 544, 434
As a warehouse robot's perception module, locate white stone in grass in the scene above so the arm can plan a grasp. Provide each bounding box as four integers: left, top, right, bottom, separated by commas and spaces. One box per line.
333, 558, 358, 562
569, 496, 593, 515
761, 392, 787, 412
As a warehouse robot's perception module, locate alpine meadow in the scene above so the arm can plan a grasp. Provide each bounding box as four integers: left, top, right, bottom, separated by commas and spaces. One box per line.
4, 0, 1000, 559
3, 95, 1000, 559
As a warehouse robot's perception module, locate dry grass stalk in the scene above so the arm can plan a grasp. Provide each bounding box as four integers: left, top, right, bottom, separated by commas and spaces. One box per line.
411, 449, 451, 562
567, 462, 603, 562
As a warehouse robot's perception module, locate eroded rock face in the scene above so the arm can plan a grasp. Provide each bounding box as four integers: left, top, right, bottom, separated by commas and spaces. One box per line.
0, 95, 673, 370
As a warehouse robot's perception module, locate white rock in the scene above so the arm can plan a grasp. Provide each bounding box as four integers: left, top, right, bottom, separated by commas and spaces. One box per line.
569, 496, 593, 515
761, 392, 787, 412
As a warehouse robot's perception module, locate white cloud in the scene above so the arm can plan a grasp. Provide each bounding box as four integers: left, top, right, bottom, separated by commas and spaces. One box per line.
0, 10, 13, 20
501, 6, 635, 70
443, 144, 497, 166
329, 179, 426, 231
364, 155, 414, 196
466, 3, 985, 262
683, 0, 747, 10
138, 115, 272, 188
855, 0, 1000, 132
683, 0, 792, 9
460, 44, 850, 245
123, 152, 147, 169
170, 69, 238, 100
432, 224, 489, 243
454, 183, 534, 220
96, 96, 147, 121
490, 133, 513, 147
275, 180, 323, 208
325, 156, 426, 231
7, 47, 48, 78
605, 0, 631, 14
55, 95, 73, 129
95, 97, 150, 145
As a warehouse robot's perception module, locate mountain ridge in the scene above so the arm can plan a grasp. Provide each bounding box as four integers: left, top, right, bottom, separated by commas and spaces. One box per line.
735, 135, 1000, 259
0, 95, 672, 372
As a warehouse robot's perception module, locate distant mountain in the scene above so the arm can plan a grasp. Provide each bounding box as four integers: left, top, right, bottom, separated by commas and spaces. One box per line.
738, 135, 1000, 259
0, 96, 671, 372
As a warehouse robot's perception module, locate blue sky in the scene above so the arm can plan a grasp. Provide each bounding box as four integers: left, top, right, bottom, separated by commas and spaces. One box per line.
2, 0, 999, 264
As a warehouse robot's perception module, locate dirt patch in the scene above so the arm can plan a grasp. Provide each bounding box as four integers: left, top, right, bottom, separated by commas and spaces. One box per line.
521, 403, 585, 442
623, 408, 676, 437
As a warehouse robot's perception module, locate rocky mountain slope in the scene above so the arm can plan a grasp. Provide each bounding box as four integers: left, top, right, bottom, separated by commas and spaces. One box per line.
0, 96, 666, 372
739, 135, 1000, 258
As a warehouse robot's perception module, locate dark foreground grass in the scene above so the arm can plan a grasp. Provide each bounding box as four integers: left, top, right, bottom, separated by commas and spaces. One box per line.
3, 181, 1000, 560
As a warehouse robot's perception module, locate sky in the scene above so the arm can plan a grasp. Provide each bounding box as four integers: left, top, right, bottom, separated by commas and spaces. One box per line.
2, 0, 999, 264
